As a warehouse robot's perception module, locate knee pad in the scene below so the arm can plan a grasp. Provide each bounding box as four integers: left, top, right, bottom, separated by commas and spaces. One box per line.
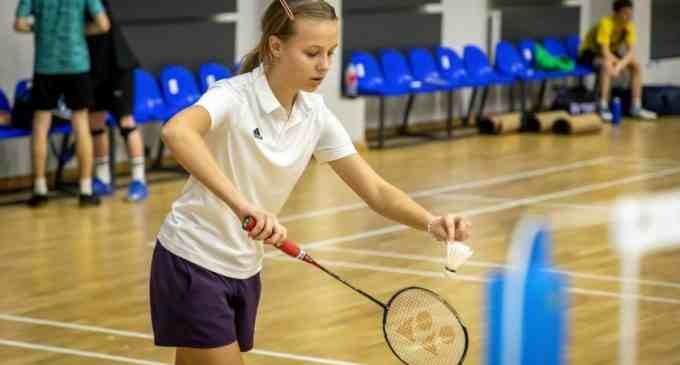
119, 126, 138, 142
91, 128, 106, 137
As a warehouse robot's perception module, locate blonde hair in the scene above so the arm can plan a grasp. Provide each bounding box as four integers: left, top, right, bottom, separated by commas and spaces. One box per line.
239, 0, 338, 74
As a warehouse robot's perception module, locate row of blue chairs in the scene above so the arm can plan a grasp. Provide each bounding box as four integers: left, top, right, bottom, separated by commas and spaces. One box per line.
0, 62, 237, 194
349, 35, 593, 147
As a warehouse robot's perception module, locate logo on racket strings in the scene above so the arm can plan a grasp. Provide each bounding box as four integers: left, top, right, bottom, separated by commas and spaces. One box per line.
395, 311, 456, 356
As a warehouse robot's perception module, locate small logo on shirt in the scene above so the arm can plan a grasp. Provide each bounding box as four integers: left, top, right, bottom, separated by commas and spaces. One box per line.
253, 128, 263, 140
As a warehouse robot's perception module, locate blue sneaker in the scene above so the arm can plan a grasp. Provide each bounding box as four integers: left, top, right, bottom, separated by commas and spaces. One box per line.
127, 180, 149, 202
93, 177, 113, 196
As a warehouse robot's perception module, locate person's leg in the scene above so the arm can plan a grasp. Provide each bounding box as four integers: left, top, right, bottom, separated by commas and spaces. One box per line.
114, 71, 148, 201
175, 344, 245, 365
28, 74, 59, 207
29, 110, 53, 206
89, 111, 113, 195
598, 64, 614, 121
119, 114, 149, 201
70, 109, 96, 194
64, 73, 100, 206
627, 58, 657, 120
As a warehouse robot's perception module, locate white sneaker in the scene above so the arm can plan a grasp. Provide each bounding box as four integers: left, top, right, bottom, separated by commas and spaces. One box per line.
599, 108, 613, 122
631, 107, 658, 120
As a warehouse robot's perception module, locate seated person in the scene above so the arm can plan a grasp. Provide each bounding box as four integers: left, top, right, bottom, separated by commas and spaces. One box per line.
579, 0, 657, 121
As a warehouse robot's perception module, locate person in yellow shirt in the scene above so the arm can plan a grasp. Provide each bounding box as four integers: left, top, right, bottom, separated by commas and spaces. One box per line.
579, 0, 657, 121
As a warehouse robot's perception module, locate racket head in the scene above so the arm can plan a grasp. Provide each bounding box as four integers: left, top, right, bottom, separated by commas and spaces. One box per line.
382, 287, 469, 365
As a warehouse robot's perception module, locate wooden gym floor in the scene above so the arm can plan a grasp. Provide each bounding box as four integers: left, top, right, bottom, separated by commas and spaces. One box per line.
1, 119, 680, 365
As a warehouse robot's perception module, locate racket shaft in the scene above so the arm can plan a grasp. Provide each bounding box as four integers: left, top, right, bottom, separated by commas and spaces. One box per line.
314, 262, 387, 310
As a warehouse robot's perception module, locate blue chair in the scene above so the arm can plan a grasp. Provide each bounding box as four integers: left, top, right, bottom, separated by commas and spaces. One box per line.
350, 51, 409, 96
518, 40, 571, 111
463, 45, 514, 86
379, 48, 445, 142
495, 41, 550, 117
159, 65, 201, 117
408, 48, 458, 90
379, 48, 439, 94
133, 69, 172, 123
543, 37, 591, 77
434, 47, 478, 88
495, 42, 546, 82
408, 48, 461, 136
0, 81, 75, 193
348, 51, 415, 148
198, 62, 232, 93
463, 45, 515, 121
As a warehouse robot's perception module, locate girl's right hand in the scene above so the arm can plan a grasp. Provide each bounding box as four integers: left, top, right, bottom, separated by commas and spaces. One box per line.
243, 210, 288, 247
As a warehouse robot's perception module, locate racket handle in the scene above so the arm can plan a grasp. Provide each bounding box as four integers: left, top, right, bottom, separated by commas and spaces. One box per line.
241, 216, 311, 262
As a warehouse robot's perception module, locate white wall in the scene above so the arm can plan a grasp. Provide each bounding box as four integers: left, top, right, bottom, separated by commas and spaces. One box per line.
318, 0, 366, 144
0, 1, 36, 179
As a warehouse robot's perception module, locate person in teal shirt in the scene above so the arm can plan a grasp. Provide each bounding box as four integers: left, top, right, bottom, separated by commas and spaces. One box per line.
14, 0, 110, 207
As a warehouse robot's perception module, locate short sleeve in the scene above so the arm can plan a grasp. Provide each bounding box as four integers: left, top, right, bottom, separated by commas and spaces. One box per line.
86, 0, 104, 17
596, 18, 613, 48
313, 104, 357, 164
625, 22, 637, 47
16, 0, 32, 18
195, 81, 239, 130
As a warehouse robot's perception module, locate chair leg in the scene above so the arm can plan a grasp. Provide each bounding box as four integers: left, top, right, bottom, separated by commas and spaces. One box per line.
447, 90, 454, 137
466, 88, 479, 126
154, 139, 165, 168
520, 80, 528, 129
400, 94, 415, 135
536, 80, 548, 112
108, 124, 117, 190
478, 86, 490, 118
378, 97, 386, 149
509, 84, 516, 113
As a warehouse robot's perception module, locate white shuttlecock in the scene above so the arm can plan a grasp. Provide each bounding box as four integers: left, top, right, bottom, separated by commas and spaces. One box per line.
445, 241, 474, 274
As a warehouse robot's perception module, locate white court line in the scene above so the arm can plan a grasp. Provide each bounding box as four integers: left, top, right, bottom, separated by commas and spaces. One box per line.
278, 165, 680, 256
267, 257, 680, 305
0, 315, 364, 365
0, 339, 168, 365
312, 246, 680, 290
279, 157, 615, 223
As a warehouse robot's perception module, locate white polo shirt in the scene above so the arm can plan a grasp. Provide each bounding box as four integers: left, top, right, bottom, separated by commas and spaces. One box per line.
157, 65, 357, 279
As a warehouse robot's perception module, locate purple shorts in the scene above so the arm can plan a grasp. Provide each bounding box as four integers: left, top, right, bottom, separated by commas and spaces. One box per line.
149, 242, 261, 351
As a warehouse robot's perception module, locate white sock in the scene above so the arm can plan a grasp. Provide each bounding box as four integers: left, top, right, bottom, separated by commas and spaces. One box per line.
34, 177, 48, 195
633, 99, 642, 110
95, 157, 111, 184
80, 178, 93, 196
600, 100, 609, 110
131, 156, 146, 183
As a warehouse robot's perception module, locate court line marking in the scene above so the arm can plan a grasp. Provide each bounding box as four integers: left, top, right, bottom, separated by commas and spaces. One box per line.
0, 339, 168, 365
0, 316, 364, 365
279, 157, 615, 223
312, 246, 680, 289
276, 165, 680, 256
267, 257, 680, 305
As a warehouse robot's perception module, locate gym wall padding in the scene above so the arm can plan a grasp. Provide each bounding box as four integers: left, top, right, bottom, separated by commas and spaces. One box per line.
110, 1, 237, 73
651, 0, 680, 60
498, 6, 580, 44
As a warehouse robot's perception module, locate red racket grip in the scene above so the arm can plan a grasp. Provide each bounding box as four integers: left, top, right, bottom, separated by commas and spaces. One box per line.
242, 216, 313, 263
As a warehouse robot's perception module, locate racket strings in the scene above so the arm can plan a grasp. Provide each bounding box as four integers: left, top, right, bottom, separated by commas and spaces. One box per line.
384, 289, 467, 365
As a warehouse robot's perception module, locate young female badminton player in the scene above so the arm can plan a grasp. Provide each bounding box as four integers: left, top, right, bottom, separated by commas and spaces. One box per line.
150, 1, 472, 364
